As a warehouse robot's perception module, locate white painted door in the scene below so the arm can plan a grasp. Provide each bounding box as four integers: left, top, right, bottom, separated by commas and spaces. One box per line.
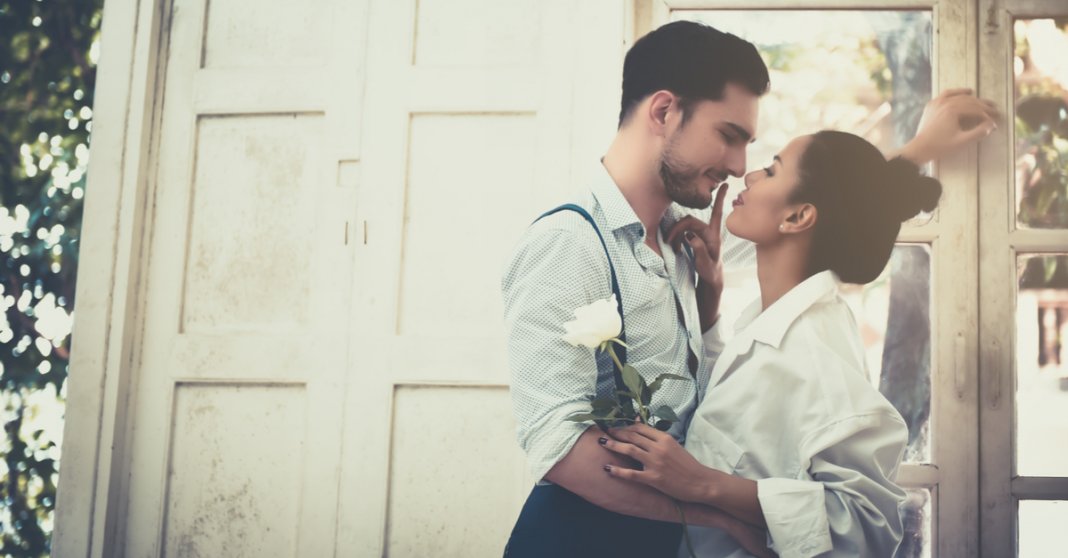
336, 1, 625, 556
108, 0, 626, 557
115, 0, 367, 555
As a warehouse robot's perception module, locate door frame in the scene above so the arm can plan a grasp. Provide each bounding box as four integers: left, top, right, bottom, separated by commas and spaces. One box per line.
53, 0, 168, 556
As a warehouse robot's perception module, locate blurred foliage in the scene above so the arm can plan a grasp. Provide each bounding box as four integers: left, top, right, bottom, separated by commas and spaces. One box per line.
1, 0, 102, 554
1016, 20, 1068, 289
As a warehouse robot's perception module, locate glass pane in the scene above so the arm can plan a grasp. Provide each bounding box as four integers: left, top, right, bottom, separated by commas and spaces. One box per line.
1019, 500, 1068, 557
896, 487, 933, 558
841, 245, 932, 463
1017, 255, 1068, 476
1014, 19, 1068, 229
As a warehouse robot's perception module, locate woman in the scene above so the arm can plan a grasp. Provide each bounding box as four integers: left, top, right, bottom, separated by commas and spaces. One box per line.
599, 130, 941, 557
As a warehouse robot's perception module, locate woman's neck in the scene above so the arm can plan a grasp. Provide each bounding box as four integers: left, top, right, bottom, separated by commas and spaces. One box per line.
756, 239, 811, 311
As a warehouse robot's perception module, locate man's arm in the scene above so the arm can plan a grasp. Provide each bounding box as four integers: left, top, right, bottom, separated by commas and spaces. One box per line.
891, 88, 999, 165
549, 429, 774, 557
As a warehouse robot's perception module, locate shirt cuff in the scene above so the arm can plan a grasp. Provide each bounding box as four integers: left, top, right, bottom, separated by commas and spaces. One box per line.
524, 418, 588, 482
757, 477, 833, 558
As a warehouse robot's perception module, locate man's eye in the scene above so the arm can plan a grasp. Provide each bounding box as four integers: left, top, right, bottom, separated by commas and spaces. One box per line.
719, 130, 737, 144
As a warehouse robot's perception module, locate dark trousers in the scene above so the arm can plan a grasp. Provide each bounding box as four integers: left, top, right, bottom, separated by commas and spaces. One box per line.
504, 483, 683, 557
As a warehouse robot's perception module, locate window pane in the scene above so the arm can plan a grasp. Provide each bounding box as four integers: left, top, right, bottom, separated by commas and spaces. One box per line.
1019, 500, 1068, 557
841, 245, 932, 463
1014, 19, 1068, 229
1017, 255, 1068, 476
897, 487, 933, 558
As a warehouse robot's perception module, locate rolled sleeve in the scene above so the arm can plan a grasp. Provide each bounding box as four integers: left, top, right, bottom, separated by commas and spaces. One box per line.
757, 478, 833, 558
759, 412, 908, 557
501, 217, 614, 481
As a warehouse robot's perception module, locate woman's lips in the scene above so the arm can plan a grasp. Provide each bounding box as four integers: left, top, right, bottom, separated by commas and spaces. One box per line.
732, 193, 744, 207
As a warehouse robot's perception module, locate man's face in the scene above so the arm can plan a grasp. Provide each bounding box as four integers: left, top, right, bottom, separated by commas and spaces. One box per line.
658, 82, 759, 209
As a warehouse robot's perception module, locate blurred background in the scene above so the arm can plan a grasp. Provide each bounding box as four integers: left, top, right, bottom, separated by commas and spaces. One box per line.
1, 0, 1066, 556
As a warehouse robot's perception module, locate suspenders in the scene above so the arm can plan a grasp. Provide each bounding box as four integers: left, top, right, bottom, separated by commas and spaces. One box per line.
534, 204, 630, 407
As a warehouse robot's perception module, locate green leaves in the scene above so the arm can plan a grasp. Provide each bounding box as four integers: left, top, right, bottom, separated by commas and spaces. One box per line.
621, 364, 642, 399
648, 373, 689, 394
564, 361, 691, 432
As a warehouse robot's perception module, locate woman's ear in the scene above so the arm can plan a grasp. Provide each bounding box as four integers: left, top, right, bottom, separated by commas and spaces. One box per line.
783, 204, 818, 234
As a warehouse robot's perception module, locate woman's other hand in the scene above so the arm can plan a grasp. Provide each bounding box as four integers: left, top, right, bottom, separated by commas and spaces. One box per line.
897, 88, 1000, 165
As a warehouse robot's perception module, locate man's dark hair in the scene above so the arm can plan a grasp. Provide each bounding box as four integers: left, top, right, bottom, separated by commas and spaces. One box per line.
618, 20, 770, 128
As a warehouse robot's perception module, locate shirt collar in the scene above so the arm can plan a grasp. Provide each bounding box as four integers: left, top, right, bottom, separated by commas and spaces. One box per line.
733, 270, 840, 349
591, 161, 643, 232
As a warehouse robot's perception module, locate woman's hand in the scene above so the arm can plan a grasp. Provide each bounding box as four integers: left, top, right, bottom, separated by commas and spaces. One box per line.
599, 422, 721, 504
897, 88, 1000, 165
666, 184, 729, 331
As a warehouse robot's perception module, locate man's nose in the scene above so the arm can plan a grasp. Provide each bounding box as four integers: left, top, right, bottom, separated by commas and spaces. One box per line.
727, 146, 747, 178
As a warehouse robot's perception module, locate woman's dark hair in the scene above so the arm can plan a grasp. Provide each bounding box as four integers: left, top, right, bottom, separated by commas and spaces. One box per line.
792, 131, 942, 284
619, 21, 770, 128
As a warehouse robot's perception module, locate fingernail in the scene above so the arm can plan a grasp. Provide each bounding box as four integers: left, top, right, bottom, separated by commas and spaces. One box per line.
598, 437, 607, 446
603, 465, 612, 472
684, 231, 694, 240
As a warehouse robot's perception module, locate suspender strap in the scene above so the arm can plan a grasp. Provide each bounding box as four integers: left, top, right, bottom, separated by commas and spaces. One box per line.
534, 204, 629, 407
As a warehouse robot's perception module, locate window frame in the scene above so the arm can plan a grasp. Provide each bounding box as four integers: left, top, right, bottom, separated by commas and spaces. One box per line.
644, 0, 982, 554
977, 0, 1068, 556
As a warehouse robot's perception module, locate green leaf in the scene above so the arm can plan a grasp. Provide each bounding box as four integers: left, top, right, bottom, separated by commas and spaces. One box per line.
654, 420, 673, 431
591, 398, 616, 411
648, 373, 691, 394
653, 406, 680, 422
565, 413, 599, 423
622, 365, 643, 399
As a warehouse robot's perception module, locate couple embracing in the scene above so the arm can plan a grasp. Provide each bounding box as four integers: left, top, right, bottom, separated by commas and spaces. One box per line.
501, 21, 996, 558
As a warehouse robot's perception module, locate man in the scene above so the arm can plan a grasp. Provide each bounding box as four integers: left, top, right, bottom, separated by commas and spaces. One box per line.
501, 20, 995, 557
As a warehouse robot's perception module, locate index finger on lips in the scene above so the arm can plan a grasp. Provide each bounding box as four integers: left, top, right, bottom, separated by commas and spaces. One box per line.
708, 183, 730, 247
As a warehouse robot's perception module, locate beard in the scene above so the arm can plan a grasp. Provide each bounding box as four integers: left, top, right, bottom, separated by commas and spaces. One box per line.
658, 134, 712, 209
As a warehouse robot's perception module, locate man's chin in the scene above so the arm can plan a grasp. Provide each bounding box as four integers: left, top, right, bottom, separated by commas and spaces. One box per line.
672, 194, 712, 210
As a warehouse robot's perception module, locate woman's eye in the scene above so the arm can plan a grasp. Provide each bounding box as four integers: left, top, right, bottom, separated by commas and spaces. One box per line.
764, 165, 775, 177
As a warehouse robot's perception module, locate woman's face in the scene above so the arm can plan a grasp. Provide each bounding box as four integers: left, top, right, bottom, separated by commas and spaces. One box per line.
725, 135, 813, 244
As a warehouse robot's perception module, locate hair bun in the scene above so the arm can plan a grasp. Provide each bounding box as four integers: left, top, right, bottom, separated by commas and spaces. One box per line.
884, 157, 942, 221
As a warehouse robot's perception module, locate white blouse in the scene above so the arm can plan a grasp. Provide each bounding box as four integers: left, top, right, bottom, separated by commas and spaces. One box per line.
682, 270, 908, 558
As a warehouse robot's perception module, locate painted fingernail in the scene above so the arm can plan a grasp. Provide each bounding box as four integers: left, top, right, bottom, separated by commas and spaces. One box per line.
603, 465, 612, 472
598, 437, 608, 445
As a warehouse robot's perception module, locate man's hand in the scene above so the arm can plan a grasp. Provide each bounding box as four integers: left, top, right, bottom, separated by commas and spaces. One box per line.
666, 184, 729, 331
898, 88, 1000, 165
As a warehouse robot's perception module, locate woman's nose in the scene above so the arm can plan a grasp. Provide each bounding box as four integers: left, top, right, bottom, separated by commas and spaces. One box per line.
743, 171, 758, 188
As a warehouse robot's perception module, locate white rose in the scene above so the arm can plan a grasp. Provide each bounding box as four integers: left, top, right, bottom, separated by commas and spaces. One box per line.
561, 295, 622, 349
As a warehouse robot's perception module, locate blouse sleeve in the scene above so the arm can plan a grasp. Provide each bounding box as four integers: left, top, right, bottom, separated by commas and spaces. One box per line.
756, 411, 909, 558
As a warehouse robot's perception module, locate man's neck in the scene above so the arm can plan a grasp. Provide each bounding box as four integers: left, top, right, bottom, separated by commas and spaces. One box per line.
601, 133, 672, 244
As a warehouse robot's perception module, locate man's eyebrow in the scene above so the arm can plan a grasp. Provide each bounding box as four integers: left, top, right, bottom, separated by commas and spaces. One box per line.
725, 122, 756, 144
